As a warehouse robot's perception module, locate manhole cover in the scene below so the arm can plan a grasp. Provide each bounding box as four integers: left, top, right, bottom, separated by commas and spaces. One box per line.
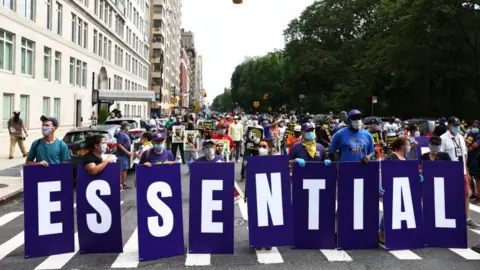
234, 218, 245, 227
0, 184, 8, 189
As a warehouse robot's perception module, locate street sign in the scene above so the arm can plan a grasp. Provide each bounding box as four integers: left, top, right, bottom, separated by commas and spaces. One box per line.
372, 96, 378, 104
171, 97, 178, 105
253, 101, 260, 108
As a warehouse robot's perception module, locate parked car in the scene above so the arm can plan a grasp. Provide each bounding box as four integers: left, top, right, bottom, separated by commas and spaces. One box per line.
104, 117, 149, 151
405, 118, 436, 136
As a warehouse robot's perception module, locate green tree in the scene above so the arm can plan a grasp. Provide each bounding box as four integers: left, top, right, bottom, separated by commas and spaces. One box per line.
211, 88, 233, 112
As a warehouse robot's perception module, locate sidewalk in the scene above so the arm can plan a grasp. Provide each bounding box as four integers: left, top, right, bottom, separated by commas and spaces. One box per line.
0, 127, 71, 203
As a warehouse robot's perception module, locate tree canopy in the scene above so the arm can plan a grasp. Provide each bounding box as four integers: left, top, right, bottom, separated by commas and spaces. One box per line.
213, 0, 480, 119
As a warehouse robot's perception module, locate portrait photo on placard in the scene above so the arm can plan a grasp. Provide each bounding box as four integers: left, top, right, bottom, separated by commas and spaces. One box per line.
203, 121, 214, 130
184, 130, 201, 151
212, 139, 230, 162
172, 125, 185, 143
246, 126, 264, 150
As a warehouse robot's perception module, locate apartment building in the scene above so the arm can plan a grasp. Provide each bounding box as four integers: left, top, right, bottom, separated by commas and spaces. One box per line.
181, 29, 201, 108
0, 0, 153, 132
149, 0, 182, 115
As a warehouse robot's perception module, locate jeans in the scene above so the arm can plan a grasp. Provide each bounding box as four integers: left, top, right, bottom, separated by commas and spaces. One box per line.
233, 141, 242, 161
171, 143, 185, 163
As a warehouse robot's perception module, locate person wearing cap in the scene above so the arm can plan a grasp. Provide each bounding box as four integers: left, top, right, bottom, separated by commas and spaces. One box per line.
8, 110, 28, 159
365, 117, 385, 160
440, 116, 480, 229
433, 117, 448, 137
228, 116, 244, 162
196, 140, 224, 162
329, 109, 375, 163
116, 121, 133, 190
139, 132, 174, 166
289, 122, 331, 167
212, 123, 234, 151
383, 117, 399, 152
286, 125, 302, 153
26, 116, 71, 167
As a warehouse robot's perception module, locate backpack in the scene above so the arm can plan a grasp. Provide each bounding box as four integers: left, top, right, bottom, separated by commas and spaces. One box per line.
30, 139, 62, 161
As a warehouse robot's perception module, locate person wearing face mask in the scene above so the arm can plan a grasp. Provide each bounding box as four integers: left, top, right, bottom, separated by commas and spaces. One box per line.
83, 135, 116, 176
8, 110, 28, 159
421, 136, 451, 161
116, 121, 133, 190
26, 116, 71, 167
196, 140, 224, 162
440, 116, 480, 229
467, 121, 480, 203
212, 124, 234, 151
133, 132, 153, 165
228, 116, 244, 162
286, 125, 302, 153
329, 110, 375, 163
289, 122, 331, 167
365, 118, 384, 160
139, 132, 175, 167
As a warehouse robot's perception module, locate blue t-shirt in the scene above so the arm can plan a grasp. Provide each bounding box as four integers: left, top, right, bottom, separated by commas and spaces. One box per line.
116, 131, 131, 156
195, 155, 224, 162
27, 138, 71, 164
139, 149, 174, 164
330, 128, 374, 162
289, 142, 326, 161
263, 125, 272, 139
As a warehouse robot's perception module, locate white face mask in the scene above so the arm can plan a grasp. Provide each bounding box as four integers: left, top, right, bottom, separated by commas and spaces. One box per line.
100, 143, 107, 154
351, 120, 362, 130
203, 148, 215, 160
259, 147, 268, 156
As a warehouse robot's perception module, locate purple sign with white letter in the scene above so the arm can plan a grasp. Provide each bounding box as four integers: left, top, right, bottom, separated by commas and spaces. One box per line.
76, 162, 123, 254
382, 160, 424, 250
136, 164, 184, 261
415, 136, 430, 161
246, 155, 293, 248
189, 162, 235, 254
422, 161, 467, 248
292, 162, 336, 249
337, 162, 379, 250
24, 163, 74, 258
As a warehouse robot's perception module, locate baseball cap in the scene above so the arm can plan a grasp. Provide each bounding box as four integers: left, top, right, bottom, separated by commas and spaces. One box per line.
294, 125, 301, 132
448, 116, 461, 126
301, 122, 315, 132
151, 132, 166, 141
40, 115, 58, 127
203, 140, 215, 147
347, 109, 362, 119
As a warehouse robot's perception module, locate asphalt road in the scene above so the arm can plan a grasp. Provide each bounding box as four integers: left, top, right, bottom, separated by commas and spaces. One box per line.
1, 163, 480, 269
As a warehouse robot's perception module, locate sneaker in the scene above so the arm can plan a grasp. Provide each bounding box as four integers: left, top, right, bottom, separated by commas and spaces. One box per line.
467, 219, 480, 229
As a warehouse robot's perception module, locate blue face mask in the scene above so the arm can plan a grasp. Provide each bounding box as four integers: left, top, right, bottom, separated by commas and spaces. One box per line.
472, 128, 479, 134
451, 126, 460, 133
304, 131, 315, 141
42, 126, 52, 137
154, 144, 165, 151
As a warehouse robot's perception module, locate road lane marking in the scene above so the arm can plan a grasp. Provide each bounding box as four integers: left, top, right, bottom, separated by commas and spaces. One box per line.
0, 212, 23, 227
320, 249, 353, 261
469, 203, 480, 214
0, 231, 24, 261
450, 248, 480, 260
185, 253, 211, 266
238, 200, 248, 221
111, 228, 138, 268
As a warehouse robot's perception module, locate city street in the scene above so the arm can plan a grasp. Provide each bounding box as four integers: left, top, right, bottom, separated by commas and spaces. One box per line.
0, 164, 480, 269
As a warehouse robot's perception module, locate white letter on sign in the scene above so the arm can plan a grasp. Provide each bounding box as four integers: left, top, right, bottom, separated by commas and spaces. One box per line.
303, 179, 326, 230
353, 178, 364, 230
38, 181, 62, 236
434, 177, 455, 228
256, 173, 284, 227
392, 177, 416, 229
147, 182, 174, 237
86, 180, 112, 234
201, 180, 223, 233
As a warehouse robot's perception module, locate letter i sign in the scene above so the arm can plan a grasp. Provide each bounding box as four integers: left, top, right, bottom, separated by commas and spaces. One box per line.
234, 182, 244, 204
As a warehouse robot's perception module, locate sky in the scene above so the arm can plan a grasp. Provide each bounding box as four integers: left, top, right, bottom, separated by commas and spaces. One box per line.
181, 0, 315, 103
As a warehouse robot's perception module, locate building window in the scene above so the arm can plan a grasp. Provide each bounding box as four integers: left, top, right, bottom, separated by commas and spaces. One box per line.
108, 8, 112, 27
1, 0, 14, 9
76, 59, 81, 85
43, 47, 51, 80
98, 33, 102, 56
0, 30, 14, 72
108, 40, 111, 61
42, 97, 50, 116
69, 57, 74, 84
82, 62, 87, 87
83, 22, 88, 48
71, 13, 76, 42
103, 36, 107, 59
153, 19, 162, 28
53, 98, 60, 121
104, 2, 108, 24
77, 17, 83, 46
45, 0, 52, 29
54, 51, 61, 82
93, 30, 97, 54
99, 0, 103, 20
2, 94, 13, 129
19, 0, 35, 20
55, 2, 62, 35
21, 38, 34, 76
20, 95, 29, 128
94, 0, 98, 15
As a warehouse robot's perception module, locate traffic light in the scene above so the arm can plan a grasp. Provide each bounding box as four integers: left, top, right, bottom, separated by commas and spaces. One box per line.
233, 0, 243, 3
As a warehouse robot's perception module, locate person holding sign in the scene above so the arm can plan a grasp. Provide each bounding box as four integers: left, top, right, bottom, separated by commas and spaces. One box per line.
421, 136, 451, 161
288, 122, 331, 167
83, 135, 117, 176
195, 140, 225, 162
329, 109, 375, 163
139, 132, 175, 167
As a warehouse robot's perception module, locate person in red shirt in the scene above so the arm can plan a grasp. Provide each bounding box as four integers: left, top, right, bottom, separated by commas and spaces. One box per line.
212, 124, 234, 150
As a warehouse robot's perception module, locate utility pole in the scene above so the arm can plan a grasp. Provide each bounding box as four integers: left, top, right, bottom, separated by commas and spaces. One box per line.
173, 86, 177, 116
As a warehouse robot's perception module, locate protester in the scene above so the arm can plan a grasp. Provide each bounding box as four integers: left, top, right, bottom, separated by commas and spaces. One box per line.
26, 116, 70, 166
466, 121, 480, 202
195, 140, 224, 162
277, 119, 287, 155
286, 125, 302, 153
133, 132, 153, 164
148, 115, 157, 129
212, 124, 234, 152
240, 116, 262, 181
421, 136, 451, 161
139, 132, 175, 166
329, 109, 375, 163
170, 116, 186, 164
83, 135, 116, 176
116, 121, 133, 190
229, 116, 244, 162
184, 115, 198, 164
383, 117, 399, 152
90, 111, 98, 125
289, 122, 331, 167
8, 110, 28, 159
440, 116, 480, 229
433, 117, 448, 137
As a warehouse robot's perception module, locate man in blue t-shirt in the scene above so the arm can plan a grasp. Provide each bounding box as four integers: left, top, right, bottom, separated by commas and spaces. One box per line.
26, 115, 71, 166
139, 132, 174, 165
116, 121, 132, 189
329, 109, 375, 163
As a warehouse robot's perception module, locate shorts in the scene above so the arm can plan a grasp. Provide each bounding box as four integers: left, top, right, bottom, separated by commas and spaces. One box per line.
118, 155, 130, 170
465, 174, 471, 196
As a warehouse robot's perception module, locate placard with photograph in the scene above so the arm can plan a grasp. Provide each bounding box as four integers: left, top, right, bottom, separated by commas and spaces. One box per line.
212, 139, 230, 162
172, 125, 185, 143
184, 130, 201, 151
245, 126, 264, 150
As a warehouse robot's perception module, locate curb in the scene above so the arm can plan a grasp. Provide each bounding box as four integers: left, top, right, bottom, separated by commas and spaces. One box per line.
0, 188, 24, 205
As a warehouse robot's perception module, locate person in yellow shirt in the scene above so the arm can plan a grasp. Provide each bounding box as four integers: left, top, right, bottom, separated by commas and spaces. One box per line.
228, 116, 244, 162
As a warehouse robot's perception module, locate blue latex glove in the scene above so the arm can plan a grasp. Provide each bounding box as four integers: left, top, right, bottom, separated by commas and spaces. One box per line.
379, 186, 385, 196
295, 158, 306, 168
419, 175, 424, 183
324, 159, 332, 167
188, 161, 194, 168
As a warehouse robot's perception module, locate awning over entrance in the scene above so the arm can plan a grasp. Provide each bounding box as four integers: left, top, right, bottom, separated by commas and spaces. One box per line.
97, 89, 155, 102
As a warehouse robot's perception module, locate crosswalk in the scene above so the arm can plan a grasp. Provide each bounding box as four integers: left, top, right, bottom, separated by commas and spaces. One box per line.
1, 200, 480, 269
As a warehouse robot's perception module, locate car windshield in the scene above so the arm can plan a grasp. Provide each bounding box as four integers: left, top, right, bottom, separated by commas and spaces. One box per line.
104, 120, 138, 129
63, 131, 111, 144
